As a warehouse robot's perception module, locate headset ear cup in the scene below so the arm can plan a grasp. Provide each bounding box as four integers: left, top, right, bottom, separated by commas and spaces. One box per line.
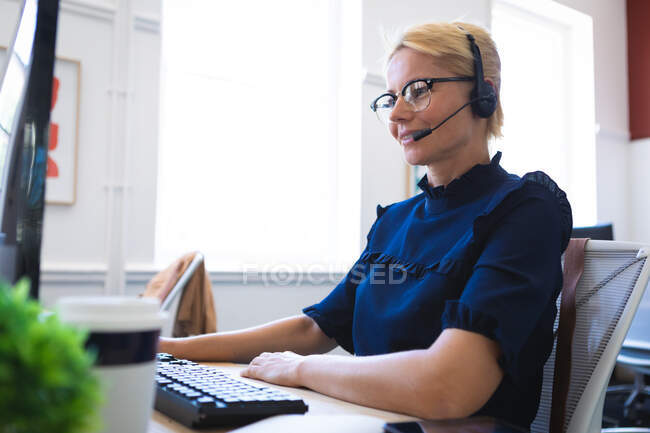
472, 80, 497, 118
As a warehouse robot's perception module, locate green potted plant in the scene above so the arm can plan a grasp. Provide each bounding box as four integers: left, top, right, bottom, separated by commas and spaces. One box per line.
0, 279, 103, 433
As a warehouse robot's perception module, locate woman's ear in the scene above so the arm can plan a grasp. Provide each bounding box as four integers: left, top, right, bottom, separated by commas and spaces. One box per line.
484, 78, 497, 94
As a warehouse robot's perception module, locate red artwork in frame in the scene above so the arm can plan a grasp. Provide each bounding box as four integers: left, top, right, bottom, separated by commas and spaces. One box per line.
45, 56, 80, 205
0, 47, 80, 204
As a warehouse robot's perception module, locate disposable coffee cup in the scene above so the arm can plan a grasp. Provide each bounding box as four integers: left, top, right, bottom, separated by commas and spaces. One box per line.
57, 296, 167, 433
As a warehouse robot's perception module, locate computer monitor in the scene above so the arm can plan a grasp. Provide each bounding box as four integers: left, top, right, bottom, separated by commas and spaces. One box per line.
0, 0, 60, 298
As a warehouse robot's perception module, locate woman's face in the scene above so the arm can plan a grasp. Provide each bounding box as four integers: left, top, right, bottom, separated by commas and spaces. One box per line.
386, 47, 478, 166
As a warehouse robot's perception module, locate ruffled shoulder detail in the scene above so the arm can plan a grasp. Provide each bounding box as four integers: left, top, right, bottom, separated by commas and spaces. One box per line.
360, 170, 572, 279
376, 203, 391, 219
470, 170, 572, 257
364, 203, 394, 243
520, 171, 572, 251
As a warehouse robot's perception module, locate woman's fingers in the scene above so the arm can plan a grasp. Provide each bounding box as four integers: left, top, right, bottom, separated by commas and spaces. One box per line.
239, 351, 304, 387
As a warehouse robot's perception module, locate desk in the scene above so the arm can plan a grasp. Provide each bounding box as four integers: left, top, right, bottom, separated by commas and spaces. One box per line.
148, 362, 419, 433
148, 363, 527, 433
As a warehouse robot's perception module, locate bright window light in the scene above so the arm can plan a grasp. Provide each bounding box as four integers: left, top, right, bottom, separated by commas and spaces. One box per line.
156, 1, 361, 271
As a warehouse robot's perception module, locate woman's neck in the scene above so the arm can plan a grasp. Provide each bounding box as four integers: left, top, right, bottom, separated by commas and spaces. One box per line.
426, 145, 490, 188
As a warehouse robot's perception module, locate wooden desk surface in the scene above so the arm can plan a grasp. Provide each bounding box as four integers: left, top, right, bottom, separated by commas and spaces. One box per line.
149, 362, 419, 433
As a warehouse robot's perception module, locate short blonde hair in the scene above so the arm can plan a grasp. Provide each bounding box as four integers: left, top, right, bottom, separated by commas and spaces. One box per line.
386, 22, 503, 140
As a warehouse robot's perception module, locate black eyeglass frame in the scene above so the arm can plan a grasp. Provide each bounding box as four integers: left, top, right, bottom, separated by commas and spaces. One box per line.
369, 76, 474, 112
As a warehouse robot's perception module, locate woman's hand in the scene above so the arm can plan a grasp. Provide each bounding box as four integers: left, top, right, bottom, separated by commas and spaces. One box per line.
240, 351, 307, 387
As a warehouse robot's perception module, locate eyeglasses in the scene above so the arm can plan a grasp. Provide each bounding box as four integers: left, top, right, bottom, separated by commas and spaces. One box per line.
370, 77, 474, 125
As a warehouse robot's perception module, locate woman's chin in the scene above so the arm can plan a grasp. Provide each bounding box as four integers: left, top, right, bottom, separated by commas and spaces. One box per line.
403, 147, 427, 166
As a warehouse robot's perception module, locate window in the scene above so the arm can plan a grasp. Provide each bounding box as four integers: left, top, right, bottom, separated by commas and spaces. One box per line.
156, 1, 361, 272
491, 0, 597, 226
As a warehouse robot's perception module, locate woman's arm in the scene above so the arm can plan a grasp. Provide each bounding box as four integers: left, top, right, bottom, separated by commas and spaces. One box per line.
158, 315, 337, 363
241, 328, 503, 419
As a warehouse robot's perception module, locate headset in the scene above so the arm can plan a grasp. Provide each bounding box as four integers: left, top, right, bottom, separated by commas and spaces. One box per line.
465, 32, 497, 118
410, 31, 498, 142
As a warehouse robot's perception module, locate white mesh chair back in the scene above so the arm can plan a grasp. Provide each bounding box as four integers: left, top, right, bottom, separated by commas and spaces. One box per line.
619, 272, 650, 361
531, 241, 650, 433
160, 252, 205, 338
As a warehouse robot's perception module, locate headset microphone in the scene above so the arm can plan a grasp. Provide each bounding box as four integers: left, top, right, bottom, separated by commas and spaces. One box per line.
411, 96, 489, 142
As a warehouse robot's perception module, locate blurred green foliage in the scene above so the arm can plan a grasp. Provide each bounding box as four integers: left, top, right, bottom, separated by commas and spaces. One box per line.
0, 279, 103, 433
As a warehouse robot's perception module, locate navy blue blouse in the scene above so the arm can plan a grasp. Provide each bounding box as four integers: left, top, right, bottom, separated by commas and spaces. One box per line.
303, 152, 572, 429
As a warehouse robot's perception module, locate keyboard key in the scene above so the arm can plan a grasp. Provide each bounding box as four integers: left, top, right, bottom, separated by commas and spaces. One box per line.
224, 397, 241, 403
197, 396, 214, 405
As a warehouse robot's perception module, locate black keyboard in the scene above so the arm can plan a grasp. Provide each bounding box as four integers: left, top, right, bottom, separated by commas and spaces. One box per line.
154, 353, 309, 428
154, 353, 308, 428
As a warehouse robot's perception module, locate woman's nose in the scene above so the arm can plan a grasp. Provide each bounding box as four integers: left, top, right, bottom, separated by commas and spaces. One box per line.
388, 96, 413, 123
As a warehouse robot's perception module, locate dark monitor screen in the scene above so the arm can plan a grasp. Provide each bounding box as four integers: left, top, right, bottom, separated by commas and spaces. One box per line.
0, 0, 60, 298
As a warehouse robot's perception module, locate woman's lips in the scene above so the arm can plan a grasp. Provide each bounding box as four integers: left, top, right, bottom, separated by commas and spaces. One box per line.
399, 129, 427, 145
401, 134, 414, 145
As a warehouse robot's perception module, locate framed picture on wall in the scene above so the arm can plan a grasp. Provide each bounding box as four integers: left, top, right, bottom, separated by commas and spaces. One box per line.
0, 47, 80, 205
46, 56, 81, 205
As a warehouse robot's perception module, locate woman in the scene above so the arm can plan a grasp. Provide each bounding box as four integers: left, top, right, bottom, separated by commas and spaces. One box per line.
159, 22, 571, 429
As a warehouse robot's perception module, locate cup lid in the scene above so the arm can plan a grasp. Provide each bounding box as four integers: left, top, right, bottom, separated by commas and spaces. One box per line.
56, 296, 167, 332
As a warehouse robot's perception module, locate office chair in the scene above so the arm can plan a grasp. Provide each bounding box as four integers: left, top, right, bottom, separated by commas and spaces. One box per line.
571, 223, 614, 241
159, 252, 205, 338
603, 284, 650, 429
530, 241, 650, 433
